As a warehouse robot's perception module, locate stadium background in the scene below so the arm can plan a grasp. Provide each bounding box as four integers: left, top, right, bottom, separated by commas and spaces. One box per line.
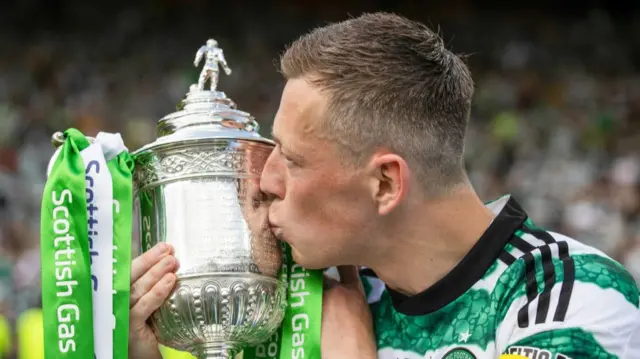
1, 0, 640, 357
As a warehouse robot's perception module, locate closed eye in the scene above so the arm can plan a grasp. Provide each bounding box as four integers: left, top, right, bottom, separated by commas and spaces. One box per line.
283, 156, 298, 168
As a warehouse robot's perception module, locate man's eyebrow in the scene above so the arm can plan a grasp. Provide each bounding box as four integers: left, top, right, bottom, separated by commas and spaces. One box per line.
269, 131, 302, 159
270, 132, 293, 155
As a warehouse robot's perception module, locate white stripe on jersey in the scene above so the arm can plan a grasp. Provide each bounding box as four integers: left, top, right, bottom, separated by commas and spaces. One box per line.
519, 232, 547, 248
508, 246, 526, 259
545, 230, 612, 259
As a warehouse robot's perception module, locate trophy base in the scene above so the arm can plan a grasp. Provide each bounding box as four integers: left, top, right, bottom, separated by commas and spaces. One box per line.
150, 274, 286, 359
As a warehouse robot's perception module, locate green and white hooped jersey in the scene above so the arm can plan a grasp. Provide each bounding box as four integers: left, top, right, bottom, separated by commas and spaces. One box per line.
360, 195, 640, 359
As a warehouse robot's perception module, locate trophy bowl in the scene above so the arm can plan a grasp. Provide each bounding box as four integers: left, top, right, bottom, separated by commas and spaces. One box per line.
131, 40, 286, 359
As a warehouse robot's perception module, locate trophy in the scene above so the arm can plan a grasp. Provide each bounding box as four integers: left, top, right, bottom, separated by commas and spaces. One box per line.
132, 39, 286, 359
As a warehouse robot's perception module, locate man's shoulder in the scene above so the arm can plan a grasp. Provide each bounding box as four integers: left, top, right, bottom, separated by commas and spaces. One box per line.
495, 224, 639, 312
489, 225, 640, 357
490, 225, 639, 350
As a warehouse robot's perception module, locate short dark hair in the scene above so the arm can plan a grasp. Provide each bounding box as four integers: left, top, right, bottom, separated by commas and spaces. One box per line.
280, 12, 474, 194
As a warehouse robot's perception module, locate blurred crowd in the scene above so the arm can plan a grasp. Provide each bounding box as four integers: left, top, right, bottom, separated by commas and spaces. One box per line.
1, 1, 640, 357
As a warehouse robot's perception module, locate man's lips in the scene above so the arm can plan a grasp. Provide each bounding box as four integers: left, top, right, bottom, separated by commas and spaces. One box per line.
267, 213, 279, 231
268, 221, 285, 241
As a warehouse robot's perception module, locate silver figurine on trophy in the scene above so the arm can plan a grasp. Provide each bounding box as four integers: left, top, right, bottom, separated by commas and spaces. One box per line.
132, 39, 286, 359
194, 39, 232, 91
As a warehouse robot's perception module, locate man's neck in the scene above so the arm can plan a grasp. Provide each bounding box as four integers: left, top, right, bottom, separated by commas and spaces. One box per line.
366, 187, 496, 296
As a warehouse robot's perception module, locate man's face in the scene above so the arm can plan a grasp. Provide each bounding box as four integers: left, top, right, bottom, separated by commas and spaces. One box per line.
260, 78, 378, 269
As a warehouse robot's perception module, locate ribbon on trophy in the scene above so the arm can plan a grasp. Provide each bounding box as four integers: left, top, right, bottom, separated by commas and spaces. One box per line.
243, 245, 324, 359
40, 128, 133, 359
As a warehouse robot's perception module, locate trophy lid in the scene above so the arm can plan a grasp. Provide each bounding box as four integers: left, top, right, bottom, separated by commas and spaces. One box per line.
133, 38, 274, 155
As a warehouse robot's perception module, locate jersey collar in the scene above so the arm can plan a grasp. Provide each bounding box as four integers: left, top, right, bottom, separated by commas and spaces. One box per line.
386, 195, 528, 316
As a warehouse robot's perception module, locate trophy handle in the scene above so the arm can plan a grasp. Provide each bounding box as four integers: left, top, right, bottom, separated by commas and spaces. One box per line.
51, 131, 96, 148
51, 132, 65, 148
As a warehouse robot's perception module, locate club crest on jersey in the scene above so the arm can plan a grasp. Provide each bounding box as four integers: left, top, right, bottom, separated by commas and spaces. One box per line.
507, 346, 572, 359
442, 348, 476, 359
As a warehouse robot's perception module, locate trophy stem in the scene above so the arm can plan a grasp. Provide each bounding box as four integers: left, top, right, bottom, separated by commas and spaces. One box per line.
195, 345, 236, 359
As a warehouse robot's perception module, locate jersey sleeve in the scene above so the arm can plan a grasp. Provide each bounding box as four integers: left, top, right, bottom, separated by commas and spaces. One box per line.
495, 250, 640, 359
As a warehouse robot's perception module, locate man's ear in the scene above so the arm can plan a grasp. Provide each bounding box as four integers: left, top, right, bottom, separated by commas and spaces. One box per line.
367, 153, 410, 216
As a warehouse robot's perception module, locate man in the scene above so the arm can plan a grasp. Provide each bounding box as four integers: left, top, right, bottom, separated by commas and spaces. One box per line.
128, 12, 640, 359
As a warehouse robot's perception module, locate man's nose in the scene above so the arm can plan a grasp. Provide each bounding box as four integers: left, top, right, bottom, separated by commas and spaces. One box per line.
260, 150, 285, 201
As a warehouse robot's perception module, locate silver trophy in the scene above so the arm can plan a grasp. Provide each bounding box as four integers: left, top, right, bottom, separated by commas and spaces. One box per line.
131, 39, 286, 358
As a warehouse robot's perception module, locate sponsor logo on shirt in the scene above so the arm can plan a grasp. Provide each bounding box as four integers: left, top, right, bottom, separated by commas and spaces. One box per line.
507, 346, 572, 359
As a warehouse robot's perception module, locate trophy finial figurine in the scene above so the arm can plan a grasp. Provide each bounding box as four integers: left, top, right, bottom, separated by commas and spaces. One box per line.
193, 38, 232, 91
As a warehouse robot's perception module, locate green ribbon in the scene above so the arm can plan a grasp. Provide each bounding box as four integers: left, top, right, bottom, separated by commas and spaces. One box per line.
40, 128, 133, 359
41, 129, 95, 358
244, 245, 324, 359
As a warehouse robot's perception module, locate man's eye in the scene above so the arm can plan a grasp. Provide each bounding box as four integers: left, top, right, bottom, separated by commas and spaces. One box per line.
276, 145, 298, 168
283, 156, 297, 168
